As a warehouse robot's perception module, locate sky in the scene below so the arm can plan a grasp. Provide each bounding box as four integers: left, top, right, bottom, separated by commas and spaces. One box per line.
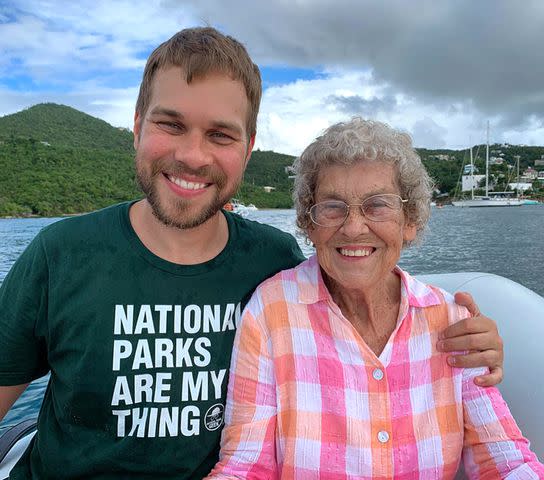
1, 0, 543, 155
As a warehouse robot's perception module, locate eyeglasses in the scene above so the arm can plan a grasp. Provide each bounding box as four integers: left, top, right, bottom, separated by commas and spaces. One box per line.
308, 194, 408, 227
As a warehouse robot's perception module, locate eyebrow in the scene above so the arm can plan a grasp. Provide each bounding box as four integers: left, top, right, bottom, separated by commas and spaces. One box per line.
149, 106, 244, 137
149, 107, 182, 119
318, 188, 395, 200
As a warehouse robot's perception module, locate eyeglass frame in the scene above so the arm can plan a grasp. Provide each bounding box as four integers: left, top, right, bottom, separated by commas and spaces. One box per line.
307, 193, 408, 227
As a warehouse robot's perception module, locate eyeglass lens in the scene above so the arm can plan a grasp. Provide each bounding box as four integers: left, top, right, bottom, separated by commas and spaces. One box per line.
310, 195, 403, 225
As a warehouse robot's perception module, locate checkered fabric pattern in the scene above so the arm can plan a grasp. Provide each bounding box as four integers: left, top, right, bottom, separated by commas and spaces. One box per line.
207, 255, 543, 479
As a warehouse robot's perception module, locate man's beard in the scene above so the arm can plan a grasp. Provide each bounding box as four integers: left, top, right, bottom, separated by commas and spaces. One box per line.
136, 156, 240, 230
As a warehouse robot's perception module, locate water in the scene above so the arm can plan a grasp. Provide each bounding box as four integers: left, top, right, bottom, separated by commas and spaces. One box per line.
1, 205, 543, 432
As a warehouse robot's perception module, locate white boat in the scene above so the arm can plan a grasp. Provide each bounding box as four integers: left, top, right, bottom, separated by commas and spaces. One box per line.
231, 199, 258, 216
1, 271, 543, 478
453, 124, 523, 208
452, 196, 524, 207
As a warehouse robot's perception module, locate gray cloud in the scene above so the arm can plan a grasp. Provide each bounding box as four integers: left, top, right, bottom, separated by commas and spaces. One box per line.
411, 118, 448, 148
170, 0, 544, 128
325, 94, 398, 116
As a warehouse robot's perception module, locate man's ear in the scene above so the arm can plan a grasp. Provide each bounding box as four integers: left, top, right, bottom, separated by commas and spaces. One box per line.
133, 111, 141, 150
244, 134, 256, 167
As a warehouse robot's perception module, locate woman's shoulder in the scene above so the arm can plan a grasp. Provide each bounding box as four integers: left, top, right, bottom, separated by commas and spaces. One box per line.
255, 256, 316, 292
398, 268, 468, 328
243, 256, 320, 324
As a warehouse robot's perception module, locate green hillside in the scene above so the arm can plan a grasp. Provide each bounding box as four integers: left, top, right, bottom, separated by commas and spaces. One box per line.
0, 137, 138, 216
0, 103, 300, 215
0, 104, 542, 216
0, 104, 138, 216
0, 103, 133, 151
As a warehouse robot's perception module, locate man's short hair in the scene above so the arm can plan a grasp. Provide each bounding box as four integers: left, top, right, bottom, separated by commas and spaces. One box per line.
136, 27, 262, 137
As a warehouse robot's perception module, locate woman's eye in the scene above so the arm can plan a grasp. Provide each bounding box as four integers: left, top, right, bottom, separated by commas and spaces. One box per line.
368, 200, 387, 208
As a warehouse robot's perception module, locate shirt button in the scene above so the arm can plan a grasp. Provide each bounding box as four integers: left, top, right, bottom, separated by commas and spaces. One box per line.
372, 368, 384, 381
377, 431, 390, 443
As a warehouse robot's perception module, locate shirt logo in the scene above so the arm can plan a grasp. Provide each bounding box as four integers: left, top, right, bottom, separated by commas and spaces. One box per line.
204, 403, 225, 431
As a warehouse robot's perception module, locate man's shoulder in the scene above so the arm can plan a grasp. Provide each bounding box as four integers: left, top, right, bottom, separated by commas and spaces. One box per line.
225, 212, 306, 276
39, 202, 130, 242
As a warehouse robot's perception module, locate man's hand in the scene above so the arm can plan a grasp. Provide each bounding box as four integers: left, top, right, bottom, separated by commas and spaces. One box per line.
0, 383, 28, 421
437, 291, 504, 387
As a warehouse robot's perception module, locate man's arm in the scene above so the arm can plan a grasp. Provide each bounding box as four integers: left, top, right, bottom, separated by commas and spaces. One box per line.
437, 292, 504, 387
0, 384, 29, 421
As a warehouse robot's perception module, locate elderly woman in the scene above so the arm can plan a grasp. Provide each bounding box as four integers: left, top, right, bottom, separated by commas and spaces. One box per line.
207, 118, 543, 479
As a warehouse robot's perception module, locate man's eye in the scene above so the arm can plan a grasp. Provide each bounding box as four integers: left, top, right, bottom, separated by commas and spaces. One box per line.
210, 132, 234, 143
156, 121, 181, 131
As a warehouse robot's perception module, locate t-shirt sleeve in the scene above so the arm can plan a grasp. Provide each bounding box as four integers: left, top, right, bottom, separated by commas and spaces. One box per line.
0, 233, 49, 385
285, 233, 306, 266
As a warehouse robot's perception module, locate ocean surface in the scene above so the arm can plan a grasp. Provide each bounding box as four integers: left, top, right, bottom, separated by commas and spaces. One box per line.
1, 205, 543, 432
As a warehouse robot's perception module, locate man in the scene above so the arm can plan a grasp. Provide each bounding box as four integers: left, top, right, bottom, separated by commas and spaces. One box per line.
0, 27, 503, 479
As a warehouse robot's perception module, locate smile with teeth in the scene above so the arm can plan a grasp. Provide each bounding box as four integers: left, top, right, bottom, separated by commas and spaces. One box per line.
166, 174, 209, 190
338, 247, 374, 257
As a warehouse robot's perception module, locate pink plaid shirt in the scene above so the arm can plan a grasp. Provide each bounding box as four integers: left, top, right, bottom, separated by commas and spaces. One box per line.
207, 255, 543, 479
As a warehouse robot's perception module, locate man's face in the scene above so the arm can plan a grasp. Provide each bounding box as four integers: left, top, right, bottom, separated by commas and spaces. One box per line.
133, 67, 254, 229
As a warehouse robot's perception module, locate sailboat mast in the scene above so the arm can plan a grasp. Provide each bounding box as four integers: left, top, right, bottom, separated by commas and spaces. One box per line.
485, 121, 490, 197
516, 155, 520, 199
470, 146, 474, 200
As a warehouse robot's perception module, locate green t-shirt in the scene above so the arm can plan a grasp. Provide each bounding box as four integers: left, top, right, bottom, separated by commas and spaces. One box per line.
0, 202, 305, 479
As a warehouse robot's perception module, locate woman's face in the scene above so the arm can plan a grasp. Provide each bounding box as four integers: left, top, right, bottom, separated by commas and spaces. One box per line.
308, 161, 417, 293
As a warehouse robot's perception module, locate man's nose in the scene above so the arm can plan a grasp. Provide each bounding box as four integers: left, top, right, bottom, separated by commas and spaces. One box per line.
174, 131, 212, 170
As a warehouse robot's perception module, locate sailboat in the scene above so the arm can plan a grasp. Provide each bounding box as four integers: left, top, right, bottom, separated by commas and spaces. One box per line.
452, 123, 523, 207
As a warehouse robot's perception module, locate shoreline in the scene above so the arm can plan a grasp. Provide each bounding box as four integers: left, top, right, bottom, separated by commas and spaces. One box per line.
4, 202, 544, 220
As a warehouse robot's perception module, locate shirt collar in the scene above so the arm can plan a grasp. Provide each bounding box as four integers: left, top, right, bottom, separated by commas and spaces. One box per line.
296, 254, 442, 309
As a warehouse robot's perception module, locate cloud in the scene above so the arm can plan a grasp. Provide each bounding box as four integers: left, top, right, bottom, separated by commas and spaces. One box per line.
0, 0, 195, 83
411, 118, 448, 148
325, 94, 398, 116
169, 0, 544, 129
1, 0, 543, 153
255, 72, 482, 154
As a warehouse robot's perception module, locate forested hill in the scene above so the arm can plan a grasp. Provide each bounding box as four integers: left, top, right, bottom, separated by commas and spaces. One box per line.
0, 103, 134, 152
1, 104, 543, 216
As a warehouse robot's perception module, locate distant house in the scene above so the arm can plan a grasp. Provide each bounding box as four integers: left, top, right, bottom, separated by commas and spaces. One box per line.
284, 165, 297, 179
433, 154, 450, 161
463, 164, 479, 174
521, 167, 538, 181
263, 186, 276, 193
40, 141, 51, 146
508, 182, 533, 192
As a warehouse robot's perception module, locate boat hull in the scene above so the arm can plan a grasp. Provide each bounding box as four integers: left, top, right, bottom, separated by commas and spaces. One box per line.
452, 198, 523, 207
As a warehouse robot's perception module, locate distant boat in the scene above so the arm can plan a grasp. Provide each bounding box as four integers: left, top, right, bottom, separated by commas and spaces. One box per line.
452, 123, 523, 208
452, 197, 523, 207
224, 199, 258, 216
